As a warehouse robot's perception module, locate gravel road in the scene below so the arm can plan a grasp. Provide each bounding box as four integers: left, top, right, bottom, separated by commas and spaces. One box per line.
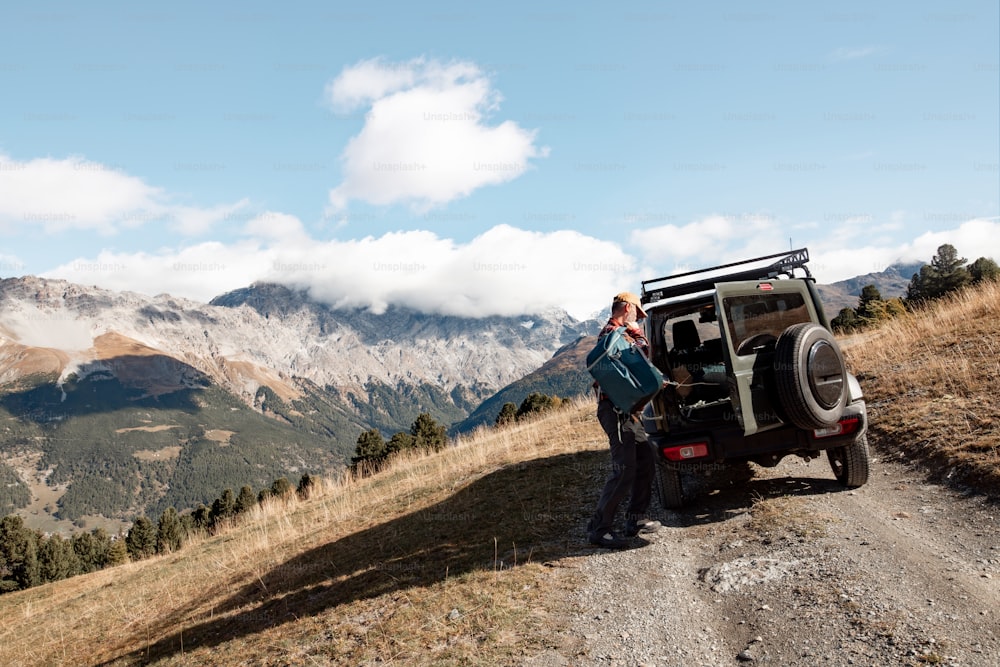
528, 449, 1000, 666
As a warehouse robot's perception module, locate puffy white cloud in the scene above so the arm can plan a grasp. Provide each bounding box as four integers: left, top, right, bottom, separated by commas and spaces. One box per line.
283, 224, 635, 319
0, 153, 164, 234
628, 214, 1000, 288
0, 153, 247, 236
806, 218, 1000, 283
43, 222, 636, 320
628, 214, 780, 265
40, 216, 1000, 319
44, 241, 274, 302
325, 57, 549, 212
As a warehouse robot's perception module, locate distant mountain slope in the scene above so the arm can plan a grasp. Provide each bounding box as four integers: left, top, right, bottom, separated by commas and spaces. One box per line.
816, 261, 923, 315
453, 336, 595, 433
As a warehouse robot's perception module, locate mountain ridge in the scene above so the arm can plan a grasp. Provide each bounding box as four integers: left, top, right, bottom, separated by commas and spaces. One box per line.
0, 275, 598, 526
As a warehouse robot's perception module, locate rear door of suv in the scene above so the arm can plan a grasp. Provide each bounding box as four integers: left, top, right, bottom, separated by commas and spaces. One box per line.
714, 279, 821, 435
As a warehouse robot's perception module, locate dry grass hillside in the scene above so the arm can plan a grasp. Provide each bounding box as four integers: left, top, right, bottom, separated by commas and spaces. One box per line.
0, 398, 610, 666
1, 281, 998, 666
843, 279, 1000, 491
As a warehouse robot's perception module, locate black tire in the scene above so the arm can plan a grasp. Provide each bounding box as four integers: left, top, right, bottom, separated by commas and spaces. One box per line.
827, 434, 871, 487
773, 323, 848, 430
655, 460, 684, 509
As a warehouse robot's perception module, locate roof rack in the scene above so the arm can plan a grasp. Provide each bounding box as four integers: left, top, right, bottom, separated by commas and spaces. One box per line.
641, 248, 812, 304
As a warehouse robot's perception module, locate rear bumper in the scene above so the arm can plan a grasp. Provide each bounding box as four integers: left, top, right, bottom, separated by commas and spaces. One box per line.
649, 400, 868, 464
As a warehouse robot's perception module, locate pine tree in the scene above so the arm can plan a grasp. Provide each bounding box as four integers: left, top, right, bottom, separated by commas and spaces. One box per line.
156, 507, 183, 554
351, 428, 387, 471
73, 529, 110, 573
516, 392, 557, 420
0, 515, 40, 592
105, 536, 129, 567
296, 473, 317, 499
38, 533, 80, 583
411, 413, 447, 452
495, 402, 518, 427
210, 488, 236, 528
831, 307, 859, 333
270, 477, 293, 498
930, 244, 970, 294
125, 516, 157, 561
192, 504, 211, 530
386, 431, 416, 457
908, 244, 970, 302
968, 257, 1000, 284
234, 485, 257, 515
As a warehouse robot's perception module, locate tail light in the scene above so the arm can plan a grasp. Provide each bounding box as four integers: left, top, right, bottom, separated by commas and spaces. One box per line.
662, 442, 709, 461
813, 417, 862, 438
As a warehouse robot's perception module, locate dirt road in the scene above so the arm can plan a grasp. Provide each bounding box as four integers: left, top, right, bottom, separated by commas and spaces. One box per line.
532, 448, 1000, 666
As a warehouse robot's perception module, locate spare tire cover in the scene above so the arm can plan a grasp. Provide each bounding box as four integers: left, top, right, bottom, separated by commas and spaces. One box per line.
773, 322, 848, 429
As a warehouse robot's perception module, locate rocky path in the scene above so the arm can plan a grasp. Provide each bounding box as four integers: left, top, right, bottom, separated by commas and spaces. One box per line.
530, 450, 1000, 666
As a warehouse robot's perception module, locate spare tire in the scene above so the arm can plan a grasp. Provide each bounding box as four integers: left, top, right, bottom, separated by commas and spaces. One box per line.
773, 322, 847, 429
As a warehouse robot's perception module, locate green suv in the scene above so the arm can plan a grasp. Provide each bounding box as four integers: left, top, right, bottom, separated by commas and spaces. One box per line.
640, 248, 870, 508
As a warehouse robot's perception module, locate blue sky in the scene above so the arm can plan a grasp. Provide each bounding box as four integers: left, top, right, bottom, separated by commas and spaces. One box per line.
1, 1, 997, 319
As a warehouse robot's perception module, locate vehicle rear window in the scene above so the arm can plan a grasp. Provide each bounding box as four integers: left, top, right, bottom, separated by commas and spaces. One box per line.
723, 293, 810, 355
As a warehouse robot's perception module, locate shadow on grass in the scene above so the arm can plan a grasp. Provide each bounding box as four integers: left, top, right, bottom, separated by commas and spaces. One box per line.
100, 448, 611, 665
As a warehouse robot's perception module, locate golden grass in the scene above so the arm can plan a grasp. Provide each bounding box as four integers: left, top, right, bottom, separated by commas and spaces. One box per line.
842, 280, 1000, 489
0, 397, 607, 666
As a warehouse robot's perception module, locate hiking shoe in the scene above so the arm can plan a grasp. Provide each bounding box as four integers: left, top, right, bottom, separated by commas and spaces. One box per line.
625, 519, 662, 537
588, 531, 630, 549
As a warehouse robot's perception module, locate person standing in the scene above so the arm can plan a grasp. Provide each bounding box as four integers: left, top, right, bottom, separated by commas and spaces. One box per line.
587, 292, 661, 548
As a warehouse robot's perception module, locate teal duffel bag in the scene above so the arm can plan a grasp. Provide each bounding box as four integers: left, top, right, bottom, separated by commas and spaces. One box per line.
586, 327, 665, 414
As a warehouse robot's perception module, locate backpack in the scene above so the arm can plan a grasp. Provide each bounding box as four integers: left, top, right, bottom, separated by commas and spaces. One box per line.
585, 327, 665, 414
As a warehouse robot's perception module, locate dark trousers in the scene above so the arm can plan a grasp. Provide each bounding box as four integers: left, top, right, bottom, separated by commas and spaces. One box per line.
588, 398, 655, 536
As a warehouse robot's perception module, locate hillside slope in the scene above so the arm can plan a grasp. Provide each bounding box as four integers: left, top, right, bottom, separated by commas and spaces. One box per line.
1, 281, 998, 665
453, 335, 595, 433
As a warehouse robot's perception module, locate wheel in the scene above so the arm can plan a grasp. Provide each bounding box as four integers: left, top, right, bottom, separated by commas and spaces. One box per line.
827, 434, 870, 487
655, 460, 684, 509
773, 323, 848, 429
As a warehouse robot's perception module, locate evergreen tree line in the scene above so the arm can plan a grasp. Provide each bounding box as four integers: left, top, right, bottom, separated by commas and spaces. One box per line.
350, 395, 566, 477
831, 244, 999, 333
493, 391, 565, 427
0, 473, 317, 595
350, 412, 448, 476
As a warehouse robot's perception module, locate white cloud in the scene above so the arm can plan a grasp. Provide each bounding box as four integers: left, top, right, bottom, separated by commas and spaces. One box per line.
325, 57, 549, 212
242, 211, 310, 243
627, 214, 1000, 289
0, 153, 164, 234
810, 218, 1000, 283
628, 214, 780, 265
43, 222, 636, 320
0, 153, 248, 236
39, 215, 1000, 320
44, 241, 273, 302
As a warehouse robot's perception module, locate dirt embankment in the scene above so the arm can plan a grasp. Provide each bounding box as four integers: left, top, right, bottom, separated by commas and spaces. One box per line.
532, 451, 999, 667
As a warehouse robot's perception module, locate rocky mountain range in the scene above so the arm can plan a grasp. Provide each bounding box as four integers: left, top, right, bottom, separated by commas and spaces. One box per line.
0, 276, 598, 529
